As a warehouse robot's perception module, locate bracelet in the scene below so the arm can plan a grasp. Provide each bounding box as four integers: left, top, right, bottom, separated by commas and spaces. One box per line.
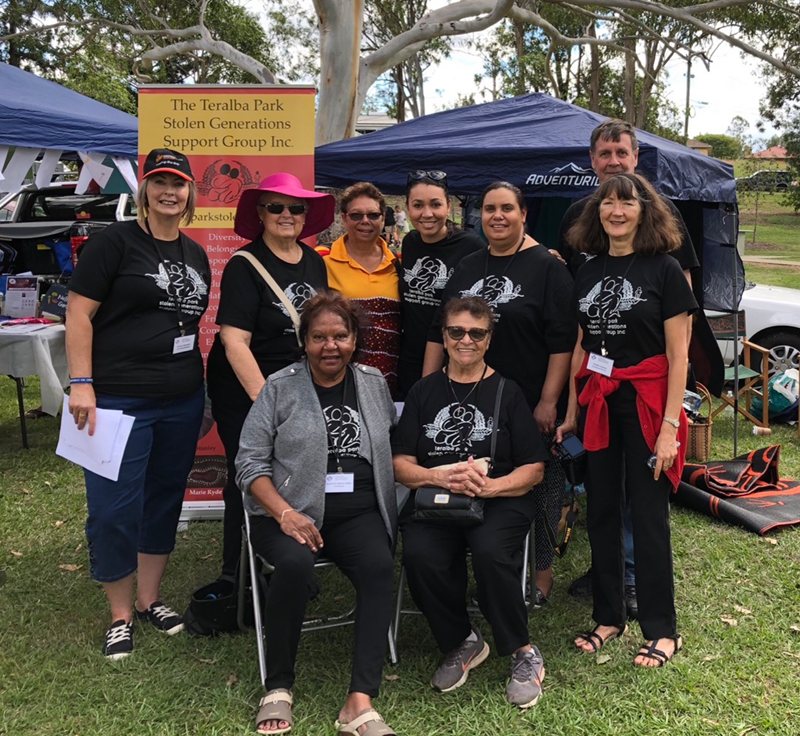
662, 416, 680, 428
279, 508, 295, 524
69, 377, 93, 384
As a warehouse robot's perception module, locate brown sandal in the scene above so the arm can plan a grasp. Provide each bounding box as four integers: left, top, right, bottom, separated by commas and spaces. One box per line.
256, 689, 293, 734
336, 709, 397, 736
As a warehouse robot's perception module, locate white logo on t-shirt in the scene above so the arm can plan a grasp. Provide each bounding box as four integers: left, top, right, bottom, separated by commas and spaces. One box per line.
323, 405, 361, 456
460, 275, 522, 308
404, 257, 452, 293
273, 282, 318, 318
147, 262, 208, 300
424, 403, 493, 453
579, 276, 645, 320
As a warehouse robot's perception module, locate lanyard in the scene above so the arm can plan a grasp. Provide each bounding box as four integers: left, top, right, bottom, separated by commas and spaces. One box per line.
481, 234, 526, 300
598, 253, 637, 356
321, 365, 359, 473
145, 218, 188, 336
446, 364, 487, 458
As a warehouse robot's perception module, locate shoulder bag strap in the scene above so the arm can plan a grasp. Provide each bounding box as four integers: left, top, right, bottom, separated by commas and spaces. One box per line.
232, 250, 301, 346
489, 376, 506, 468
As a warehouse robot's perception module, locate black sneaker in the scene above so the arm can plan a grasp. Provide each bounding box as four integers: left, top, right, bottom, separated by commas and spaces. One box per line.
103, 619, 134, 660
135, 600, 184, 635
568, 568, 593, 599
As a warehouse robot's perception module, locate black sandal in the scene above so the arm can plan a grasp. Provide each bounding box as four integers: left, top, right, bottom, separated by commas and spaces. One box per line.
634, 635, 683, 667
575, 624, 627, 653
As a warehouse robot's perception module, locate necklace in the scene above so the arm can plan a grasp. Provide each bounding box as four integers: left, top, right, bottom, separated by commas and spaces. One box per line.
446, 363, 488, 419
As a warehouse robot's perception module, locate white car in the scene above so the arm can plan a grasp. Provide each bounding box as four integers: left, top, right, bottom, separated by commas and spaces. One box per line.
710, 282, 800, 377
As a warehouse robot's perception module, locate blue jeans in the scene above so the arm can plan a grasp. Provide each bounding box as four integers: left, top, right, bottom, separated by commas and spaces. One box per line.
84, 387, 204, 583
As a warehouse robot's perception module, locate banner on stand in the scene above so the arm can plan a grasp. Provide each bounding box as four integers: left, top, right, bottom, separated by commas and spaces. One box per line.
139, 84, 316, 519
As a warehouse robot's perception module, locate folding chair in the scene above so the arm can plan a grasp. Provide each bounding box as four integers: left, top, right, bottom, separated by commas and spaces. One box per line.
389, 522, 535, 663
238, 506, 398, 687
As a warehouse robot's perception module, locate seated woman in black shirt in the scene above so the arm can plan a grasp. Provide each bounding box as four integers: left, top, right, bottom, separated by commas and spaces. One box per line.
559, 173, 697, 667
236, 291, 399, 736
393, 296, 549, 710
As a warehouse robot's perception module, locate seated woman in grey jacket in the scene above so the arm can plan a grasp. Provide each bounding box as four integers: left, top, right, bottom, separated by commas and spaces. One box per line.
236, 290, 399, 736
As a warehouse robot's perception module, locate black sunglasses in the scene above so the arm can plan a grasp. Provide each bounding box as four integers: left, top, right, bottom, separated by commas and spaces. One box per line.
444, 326, 489, 342
407, 170, 448, 187
259, 202, 307, 215
346, 211, 383, 221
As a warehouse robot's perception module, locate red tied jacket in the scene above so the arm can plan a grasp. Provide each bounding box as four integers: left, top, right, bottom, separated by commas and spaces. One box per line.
576, 353, 688, 490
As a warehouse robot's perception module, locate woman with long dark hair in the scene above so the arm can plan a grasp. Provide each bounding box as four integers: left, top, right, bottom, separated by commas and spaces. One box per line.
559, 173, 696, 667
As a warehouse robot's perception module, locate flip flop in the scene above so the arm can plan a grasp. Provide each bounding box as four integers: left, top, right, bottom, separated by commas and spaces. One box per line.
256, 689, 293, 734
634, 635, 683, 668
335, 709, 397, 736
575, 624, 627, 653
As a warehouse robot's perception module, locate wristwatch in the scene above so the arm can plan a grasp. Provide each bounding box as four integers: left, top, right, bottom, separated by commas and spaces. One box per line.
662, 416, 680, 428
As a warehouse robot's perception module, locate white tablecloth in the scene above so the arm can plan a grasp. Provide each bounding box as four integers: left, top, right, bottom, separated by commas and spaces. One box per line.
0, 325, 69, 415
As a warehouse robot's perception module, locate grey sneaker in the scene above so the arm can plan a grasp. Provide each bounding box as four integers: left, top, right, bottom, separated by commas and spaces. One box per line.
431, 627, 490, 692
506, 646, 545, 709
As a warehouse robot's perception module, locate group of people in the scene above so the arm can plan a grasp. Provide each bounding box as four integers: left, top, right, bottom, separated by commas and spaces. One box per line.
65, 117, 696, 736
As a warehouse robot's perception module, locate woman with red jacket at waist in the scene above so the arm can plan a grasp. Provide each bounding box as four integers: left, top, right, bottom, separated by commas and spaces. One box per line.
557, 173, 697, 669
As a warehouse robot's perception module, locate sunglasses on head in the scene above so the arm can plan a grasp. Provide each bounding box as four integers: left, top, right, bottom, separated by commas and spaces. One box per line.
259, 202, 307, 215
444, 326, 489, 342
346, 211, 383, 222
407, 170, 448, 187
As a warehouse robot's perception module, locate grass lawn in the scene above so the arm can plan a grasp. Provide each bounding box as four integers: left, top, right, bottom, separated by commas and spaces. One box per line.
738, 192, 800, 262
2, 378, 800, 736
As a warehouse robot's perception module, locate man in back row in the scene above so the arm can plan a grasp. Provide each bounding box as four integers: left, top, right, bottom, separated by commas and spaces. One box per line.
555, 119, 699, 618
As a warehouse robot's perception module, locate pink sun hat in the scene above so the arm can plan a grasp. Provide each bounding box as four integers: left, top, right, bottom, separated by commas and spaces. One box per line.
234, 172, 335, 240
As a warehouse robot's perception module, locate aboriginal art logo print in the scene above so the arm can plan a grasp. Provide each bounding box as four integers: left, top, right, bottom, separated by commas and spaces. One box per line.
424, 403, 493, 454
273, 282, 318, 318
324, 405, 361, 457
579, 275, 645, 322
460, 275, 522, 309
146, 260, 209, 316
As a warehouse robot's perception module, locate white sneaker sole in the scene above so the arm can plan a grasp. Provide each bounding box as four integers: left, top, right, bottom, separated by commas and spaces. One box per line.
162, 622, 185, 636
105, 650, 132, 661
433, 641, 491, 693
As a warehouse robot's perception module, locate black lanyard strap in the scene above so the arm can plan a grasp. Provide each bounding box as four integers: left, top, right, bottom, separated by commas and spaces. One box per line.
320, 365, 358, 473
481, 234, 526, 300
598, 253, 637, 356
145, 218, 188, 336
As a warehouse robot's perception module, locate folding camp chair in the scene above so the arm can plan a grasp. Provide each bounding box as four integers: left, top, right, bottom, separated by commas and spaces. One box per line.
238, 506, 398, 687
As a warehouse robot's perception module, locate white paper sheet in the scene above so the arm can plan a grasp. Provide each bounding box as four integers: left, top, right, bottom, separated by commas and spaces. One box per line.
56, 395, 135, 481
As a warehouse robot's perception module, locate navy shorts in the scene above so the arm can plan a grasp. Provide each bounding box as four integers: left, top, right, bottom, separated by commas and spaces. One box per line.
84, 387, 205, 583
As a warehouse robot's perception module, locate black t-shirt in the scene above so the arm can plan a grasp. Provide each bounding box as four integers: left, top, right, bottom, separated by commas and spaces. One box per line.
429, 245, 577, 412
69, 220, 210, 398
314, 368, 377, 524
384, 206, 396, 226
207, 239, 328, 403
575, 252, 698, 368
398, 228, 485, 394
556, 194, 700, 279
393, 370, 548, 477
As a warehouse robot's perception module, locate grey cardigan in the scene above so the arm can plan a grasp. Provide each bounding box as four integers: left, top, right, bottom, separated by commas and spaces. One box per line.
236, 360, 399, 541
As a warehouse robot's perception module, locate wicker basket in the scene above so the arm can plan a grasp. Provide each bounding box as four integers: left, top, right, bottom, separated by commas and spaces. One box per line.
686, 384, 713, 462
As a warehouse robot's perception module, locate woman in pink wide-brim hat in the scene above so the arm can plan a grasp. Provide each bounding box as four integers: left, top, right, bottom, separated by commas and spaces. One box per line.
207, 172, 334, 581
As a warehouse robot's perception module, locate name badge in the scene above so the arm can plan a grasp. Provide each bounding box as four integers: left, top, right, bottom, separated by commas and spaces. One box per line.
587, 352, 614, 377
325, 473, 355, 493
173, 334, 196, 354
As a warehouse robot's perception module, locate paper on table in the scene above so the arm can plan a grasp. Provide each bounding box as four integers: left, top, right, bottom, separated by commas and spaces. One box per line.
56, 395, 135, 481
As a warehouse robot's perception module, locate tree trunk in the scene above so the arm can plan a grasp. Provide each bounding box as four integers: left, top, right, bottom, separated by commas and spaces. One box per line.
623, 38, 636, 124
315, 0, 365, 144
588, 22, 600, 112
514, 19, 525, 95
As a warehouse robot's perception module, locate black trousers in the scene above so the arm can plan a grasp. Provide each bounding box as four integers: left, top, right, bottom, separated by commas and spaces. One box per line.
214, 401, 250, 577
584, 384, 677, 641
401, 493, 536, 657
249, 510, 395, 696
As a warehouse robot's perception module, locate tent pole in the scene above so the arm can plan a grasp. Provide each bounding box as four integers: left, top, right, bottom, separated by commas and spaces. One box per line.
732, 242, 740, 457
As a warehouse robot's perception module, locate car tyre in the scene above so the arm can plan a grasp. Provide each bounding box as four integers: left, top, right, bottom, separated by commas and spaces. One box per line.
750, 331, 800, 377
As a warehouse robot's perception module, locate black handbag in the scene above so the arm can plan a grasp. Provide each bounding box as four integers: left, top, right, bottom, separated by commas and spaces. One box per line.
413, 378, 505, 527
